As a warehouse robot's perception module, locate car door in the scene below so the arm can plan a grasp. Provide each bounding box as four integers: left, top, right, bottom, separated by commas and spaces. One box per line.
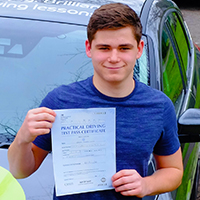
160, 9, 200, 200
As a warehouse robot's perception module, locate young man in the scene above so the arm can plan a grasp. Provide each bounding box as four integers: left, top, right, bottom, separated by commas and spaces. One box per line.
8, 3, 183, 200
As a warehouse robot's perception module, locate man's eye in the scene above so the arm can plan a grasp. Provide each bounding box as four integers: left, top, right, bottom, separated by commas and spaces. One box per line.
99, 47, 109, 50
120, 47, 130, 51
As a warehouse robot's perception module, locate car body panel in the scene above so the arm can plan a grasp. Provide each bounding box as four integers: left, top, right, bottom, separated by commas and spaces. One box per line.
0, 0, 145, 24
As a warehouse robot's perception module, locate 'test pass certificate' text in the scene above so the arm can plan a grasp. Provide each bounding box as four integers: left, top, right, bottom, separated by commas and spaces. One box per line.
51, 108, 116, 196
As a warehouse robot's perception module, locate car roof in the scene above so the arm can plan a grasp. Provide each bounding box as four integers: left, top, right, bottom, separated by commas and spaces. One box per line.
0, 0, 146, 25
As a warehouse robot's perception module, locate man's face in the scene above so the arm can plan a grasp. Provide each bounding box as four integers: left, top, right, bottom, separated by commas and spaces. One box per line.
85, 26, 144, 87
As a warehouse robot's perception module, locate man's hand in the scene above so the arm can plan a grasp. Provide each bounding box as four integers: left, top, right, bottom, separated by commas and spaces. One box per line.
17, 107, 56, 144
8, 107, 56, 178
112, 169, 147, 198
112, 148, 183, 198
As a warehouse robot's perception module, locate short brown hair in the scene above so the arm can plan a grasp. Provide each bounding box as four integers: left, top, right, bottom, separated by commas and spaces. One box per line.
87, 3, 142, 45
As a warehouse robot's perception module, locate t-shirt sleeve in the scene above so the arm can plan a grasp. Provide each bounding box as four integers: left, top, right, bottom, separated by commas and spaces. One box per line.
153, 97, 180, 156
33, 132, 52, 152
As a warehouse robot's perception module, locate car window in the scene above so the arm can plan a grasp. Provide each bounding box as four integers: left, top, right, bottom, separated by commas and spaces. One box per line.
168, 12, 190, 75
161, 12, 190, 114
134, 36, 150, 86
161, 26, 184, 112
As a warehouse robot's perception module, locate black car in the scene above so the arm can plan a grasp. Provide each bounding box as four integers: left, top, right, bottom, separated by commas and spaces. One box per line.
0, 0, 200, 199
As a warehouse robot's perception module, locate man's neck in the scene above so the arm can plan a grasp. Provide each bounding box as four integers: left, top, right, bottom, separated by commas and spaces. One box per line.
92, 76, 135, 98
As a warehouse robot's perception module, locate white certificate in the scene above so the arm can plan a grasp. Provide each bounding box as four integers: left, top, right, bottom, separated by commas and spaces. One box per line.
51, 108, 116, 196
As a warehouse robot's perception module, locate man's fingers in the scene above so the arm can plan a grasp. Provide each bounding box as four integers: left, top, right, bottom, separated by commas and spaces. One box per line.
18, 107, 57, 143
112, 169, 137, 182
112, 175, 132, 187
29, 112, 56, 123
28, 107, 56, 117
112, 169, 145, 197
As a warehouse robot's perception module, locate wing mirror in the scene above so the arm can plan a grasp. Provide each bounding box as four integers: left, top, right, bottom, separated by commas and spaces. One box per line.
178, 108, 200, 143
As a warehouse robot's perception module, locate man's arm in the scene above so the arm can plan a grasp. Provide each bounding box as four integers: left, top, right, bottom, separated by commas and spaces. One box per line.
8, 107, 56, 179
112, 147, 183, 198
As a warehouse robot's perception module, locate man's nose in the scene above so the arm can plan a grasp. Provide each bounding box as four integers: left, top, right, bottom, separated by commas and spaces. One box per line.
108, 49, 120, 63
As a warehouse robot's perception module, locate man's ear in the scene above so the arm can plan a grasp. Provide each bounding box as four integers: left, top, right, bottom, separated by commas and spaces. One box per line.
85, 39, 92, 58
136, 40, 144, 59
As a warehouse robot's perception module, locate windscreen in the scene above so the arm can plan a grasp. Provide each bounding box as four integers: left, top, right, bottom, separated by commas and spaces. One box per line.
0, 17, 149, 146
0, 18, 93, 146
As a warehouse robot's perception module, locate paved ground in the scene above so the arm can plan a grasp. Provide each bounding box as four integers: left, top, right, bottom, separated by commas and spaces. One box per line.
181, 8, 200, 47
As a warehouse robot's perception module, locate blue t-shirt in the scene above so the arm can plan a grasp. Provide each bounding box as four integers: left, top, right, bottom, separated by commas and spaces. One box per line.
33, 76, 180, 200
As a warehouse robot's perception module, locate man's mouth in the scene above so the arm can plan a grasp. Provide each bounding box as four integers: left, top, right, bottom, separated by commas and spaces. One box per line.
104, 65, 124, 69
